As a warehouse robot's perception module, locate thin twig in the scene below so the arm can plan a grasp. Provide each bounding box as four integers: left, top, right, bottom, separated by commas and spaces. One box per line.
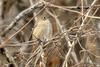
62, 42, 75, 67
44, 1, 100, 19
25, 45, 41, 67
0, 2, 44, 36
79, 0, 98, 30
46, 8, 78, 67
0, 4, 45, 48
0, 0, 3, 20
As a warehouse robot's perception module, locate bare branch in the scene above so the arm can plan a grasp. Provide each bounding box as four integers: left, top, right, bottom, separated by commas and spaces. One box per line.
0, 2, 44, 36
44, 1, 100, 19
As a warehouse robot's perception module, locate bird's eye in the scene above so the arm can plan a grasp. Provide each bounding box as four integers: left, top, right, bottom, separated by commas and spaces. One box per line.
43, 16, 46, 20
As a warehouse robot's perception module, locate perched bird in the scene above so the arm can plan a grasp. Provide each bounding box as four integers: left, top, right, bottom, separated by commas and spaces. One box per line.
32, 12, 52, 42
19, 12, 53, 57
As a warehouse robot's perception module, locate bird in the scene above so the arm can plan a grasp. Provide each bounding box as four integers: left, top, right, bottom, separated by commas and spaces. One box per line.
32, 12, 52, 42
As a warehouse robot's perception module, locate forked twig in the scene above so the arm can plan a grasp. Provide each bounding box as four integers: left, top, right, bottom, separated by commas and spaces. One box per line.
0, 2, 44, 36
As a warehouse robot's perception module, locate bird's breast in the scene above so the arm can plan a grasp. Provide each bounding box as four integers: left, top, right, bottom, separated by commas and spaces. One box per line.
32, 19, 52, 41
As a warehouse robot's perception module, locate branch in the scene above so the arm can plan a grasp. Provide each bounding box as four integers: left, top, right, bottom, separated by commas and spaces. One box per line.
79, 0, 98, 30
0, 0, 3, 26
0, 2, 44, 36
44, 1, 100, 19
0, 6, 45, 48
